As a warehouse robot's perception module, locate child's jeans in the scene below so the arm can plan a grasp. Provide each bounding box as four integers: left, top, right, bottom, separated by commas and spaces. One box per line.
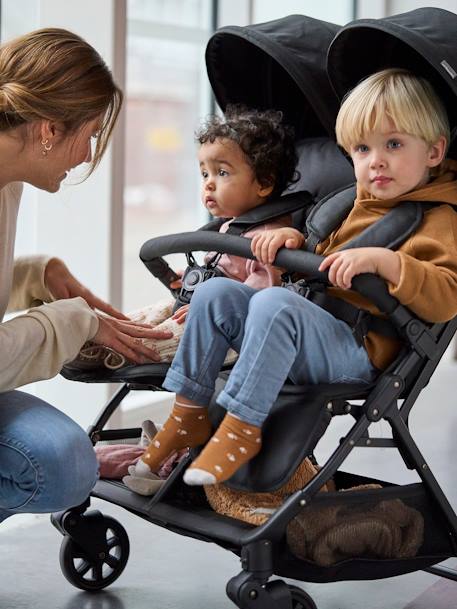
0, 390, 98, 523
163, 278, 378, 427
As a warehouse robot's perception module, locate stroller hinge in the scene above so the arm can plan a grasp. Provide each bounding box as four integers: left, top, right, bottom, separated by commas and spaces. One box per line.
364, 374, 404, 421
240, 540, 274, 577
390, 306, 439, 360
405, 319, 439, 360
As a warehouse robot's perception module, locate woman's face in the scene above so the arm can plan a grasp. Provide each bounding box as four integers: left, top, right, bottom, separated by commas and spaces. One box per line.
33, 117, 101, 192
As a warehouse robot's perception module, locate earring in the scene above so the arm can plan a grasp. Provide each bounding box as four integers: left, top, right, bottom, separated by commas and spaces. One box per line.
41, 139, 52, 156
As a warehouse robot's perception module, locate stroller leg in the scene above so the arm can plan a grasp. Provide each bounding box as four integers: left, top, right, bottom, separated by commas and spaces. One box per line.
226, 541, 317, 608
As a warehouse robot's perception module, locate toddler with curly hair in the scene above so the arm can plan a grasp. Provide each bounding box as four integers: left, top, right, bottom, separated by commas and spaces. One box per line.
114, 105, 301, 494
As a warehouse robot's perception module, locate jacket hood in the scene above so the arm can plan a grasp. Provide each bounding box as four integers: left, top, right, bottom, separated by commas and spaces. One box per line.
327, 8, 457, 159
205, 14, 340, 139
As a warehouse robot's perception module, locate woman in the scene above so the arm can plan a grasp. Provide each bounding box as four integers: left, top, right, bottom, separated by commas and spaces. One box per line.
0, 28, 171, 523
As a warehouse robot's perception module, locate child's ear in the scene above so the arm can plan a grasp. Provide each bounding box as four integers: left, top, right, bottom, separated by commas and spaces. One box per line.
427, 135, 447, 167
257, 181, 274, 198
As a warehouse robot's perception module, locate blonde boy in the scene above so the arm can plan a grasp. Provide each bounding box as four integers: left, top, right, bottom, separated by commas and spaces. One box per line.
254, 67, 457, 370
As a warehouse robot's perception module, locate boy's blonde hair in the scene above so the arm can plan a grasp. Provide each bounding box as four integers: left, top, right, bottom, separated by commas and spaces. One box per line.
335, 68, 450, 154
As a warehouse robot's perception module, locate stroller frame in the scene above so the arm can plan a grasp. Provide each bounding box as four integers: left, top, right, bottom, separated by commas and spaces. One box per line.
53, 8, 457, 606
53, 229, 457, 608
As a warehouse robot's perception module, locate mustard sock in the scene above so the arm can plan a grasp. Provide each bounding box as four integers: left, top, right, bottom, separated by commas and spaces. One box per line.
183, 413, 262, 486
136, 402, 211, 475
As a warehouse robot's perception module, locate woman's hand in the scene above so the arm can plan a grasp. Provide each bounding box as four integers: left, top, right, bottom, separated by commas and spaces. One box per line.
171, 304, 189, 324
251, 228, 305, 264
44, 257, 128, 320
93, 315, 174, 364
318, 247, 401, 289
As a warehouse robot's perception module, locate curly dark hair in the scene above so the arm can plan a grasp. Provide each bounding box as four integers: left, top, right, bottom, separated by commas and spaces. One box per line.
195, 105, 299, 198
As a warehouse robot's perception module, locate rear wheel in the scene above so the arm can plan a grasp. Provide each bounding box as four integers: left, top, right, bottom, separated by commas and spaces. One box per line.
289, 584, 318, 609
59, 516, 129, 591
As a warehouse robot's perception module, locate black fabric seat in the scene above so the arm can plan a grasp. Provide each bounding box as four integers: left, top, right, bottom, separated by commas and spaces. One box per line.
207, 376, 373, 493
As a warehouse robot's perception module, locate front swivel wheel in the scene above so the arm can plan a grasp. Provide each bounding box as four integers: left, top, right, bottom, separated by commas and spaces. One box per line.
59, 515, 129, 591
289, 584, 318, 609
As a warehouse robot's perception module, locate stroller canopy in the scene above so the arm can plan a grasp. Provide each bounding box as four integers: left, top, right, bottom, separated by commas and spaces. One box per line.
327, 7, 457, 158
205, 14, 340, 139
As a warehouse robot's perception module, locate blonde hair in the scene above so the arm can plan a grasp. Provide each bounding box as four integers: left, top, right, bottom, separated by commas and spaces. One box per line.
335, 68, 449, 155
0, 28, 123, 173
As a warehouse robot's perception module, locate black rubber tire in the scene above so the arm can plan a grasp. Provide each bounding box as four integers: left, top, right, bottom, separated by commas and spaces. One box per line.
59, 516, 130, 591
289, 584, 318, 609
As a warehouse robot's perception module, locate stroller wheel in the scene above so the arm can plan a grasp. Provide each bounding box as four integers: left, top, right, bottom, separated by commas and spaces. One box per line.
289, 585, 318, 609
59, 516, 130, 591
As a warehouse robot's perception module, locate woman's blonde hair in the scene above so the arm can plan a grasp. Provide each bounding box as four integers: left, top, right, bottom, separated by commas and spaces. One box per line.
0, 27, 123, 173
335, 68, 450, 154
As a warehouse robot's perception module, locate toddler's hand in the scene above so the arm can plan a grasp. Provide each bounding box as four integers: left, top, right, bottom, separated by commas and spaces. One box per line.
172, 304, 189, 324
169, 269, 184, 290
251, 228, 305, 264
318, 247, 400, 289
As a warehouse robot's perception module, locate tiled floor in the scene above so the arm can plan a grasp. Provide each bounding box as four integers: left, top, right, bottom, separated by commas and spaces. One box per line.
1, 348, 457, 609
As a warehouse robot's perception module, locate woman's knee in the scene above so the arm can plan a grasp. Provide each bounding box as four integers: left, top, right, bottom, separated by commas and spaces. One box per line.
0, 438, 41, 510
51, 426, 99, 508
0, 391, 98, 512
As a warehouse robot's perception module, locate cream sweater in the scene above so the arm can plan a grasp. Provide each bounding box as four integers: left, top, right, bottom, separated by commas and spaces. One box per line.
1, 182, 99, 392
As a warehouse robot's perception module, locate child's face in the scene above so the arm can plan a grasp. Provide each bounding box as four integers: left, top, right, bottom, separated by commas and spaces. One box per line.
350, 117, 445, 200
198, 138, 270, 218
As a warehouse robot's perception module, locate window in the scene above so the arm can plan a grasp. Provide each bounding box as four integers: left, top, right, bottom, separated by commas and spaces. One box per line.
123, 0, 213, 313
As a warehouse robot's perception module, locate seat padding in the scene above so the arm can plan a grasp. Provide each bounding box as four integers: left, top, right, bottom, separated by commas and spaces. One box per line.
208, 376, 372, 492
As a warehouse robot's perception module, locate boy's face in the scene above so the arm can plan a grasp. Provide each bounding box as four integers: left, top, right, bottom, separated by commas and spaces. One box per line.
349, 117, 445, 200
198, 138, 270, 218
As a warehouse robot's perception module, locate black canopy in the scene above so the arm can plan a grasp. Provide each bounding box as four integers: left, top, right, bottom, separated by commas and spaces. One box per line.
327, 7, 457, 158
205, 14, 341, 139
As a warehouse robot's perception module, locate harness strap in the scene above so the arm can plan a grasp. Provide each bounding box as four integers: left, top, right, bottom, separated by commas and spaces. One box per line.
306, 289, 401, 346
295, 199, 444, 346
283, 278, 400, 346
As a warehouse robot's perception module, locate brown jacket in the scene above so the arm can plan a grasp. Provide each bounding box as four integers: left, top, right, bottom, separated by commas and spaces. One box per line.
315, 160, 457, 370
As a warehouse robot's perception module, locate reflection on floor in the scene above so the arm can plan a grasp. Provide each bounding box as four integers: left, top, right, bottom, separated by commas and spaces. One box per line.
1, 348, 457, 609
405, 577, 457, 609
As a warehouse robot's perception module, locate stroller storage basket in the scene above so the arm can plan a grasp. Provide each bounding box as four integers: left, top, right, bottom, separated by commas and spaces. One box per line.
275, 473, 455, 583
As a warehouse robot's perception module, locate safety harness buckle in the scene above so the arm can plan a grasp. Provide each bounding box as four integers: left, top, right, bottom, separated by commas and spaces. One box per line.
352, 310, 371, 347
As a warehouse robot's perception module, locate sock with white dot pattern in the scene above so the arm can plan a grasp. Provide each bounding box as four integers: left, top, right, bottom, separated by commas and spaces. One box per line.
183, 413, 262, 485
134, 402, 211, 475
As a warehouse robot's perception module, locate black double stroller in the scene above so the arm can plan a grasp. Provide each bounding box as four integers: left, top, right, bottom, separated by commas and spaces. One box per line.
53, 9, 457, 608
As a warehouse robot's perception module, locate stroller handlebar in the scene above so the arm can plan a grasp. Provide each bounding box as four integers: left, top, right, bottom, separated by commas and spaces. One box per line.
140, 231, 400, 317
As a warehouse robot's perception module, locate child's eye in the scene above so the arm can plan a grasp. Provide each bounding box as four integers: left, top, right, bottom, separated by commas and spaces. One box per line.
354, 144, 369, 153
218, 169, 229, 177
201, 170, 208, 179
387, 139, 401, 149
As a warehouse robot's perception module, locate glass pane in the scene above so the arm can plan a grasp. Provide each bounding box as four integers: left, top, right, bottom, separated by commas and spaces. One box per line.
129, 0, 209, 28
123, 2, 211, 313
253, 0, 354, 25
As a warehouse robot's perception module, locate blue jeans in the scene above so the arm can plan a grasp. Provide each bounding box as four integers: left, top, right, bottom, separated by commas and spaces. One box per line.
0, 390, 98, 523
163, 278, 378, 427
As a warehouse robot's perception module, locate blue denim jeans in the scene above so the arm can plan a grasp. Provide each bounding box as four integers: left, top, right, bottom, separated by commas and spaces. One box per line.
0, 390, 98, 523
163, 278, 378, 427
